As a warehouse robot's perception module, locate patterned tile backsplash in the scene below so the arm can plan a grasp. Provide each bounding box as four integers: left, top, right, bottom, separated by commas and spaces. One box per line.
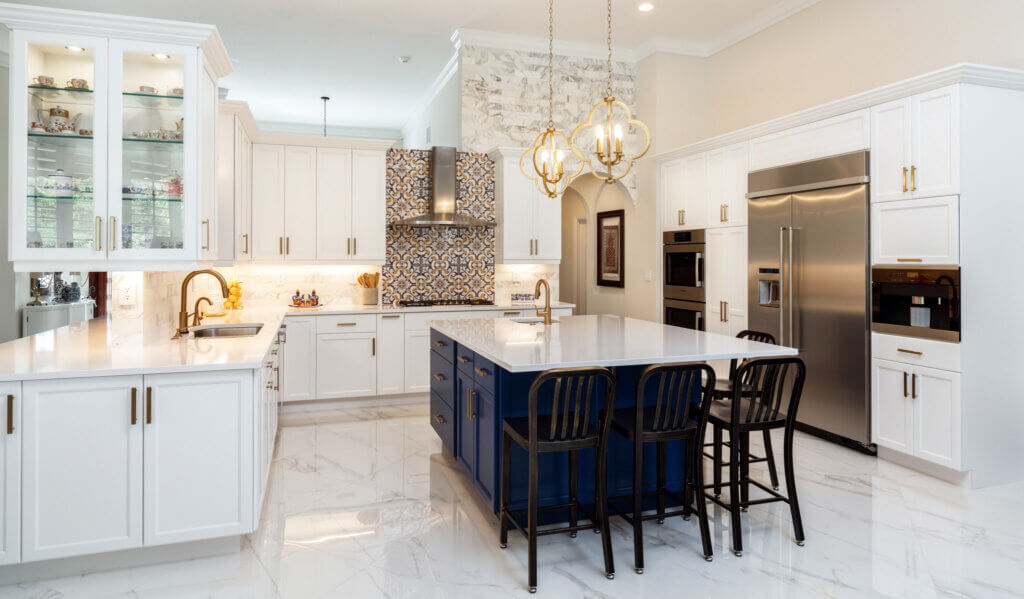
381, 149, 495, 305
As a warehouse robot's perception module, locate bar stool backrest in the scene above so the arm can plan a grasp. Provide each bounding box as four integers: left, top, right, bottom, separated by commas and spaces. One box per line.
730, 357, 806, 426
528, 367, 617, 444
636, 363, 716, 433
728, 330, 777, 383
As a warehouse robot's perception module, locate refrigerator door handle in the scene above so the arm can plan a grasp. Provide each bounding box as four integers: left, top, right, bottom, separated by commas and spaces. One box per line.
788, 226, 798, 349
779, 226, 787, 345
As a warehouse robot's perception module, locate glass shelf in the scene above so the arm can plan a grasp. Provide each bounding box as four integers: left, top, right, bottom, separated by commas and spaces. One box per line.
27, 194, 93, 200
123, 92, 183, 110
28, 132, 93, 141
28, 85, 94, 106
122, 137, 182, 145
121, 194, 182, 202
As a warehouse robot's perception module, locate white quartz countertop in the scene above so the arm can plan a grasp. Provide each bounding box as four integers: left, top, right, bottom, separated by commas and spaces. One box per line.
282, 301, 574, 316
429, 314, 798, 373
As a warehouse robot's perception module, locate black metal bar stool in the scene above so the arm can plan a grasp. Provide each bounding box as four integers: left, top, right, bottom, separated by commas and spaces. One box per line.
706, 330, 781, 493
705, 356, 807, 556
499, 366, 617, 593
609, 363, 716, 572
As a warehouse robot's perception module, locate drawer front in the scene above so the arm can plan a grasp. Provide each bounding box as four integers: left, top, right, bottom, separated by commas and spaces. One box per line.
429, 350, 455, 407
429, 330, 454, 363
872, 332, 960, 372
429, 391, 455, 453
473, 354, 496, 395
406, 310, 487, 332
455, 344, 475, 374
316, 314, 376, 334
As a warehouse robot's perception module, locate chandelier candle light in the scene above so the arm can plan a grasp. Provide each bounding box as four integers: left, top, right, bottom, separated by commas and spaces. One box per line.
520, 0, 583, 198
570, 0, 651, 184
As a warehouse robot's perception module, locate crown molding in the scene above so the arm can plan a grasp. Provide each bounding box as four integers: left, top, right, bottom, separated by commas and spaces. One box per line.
0, 1, 232, 77
704, 0, 822, 55
401, 49, 460, 141
453, 28, 638, 62
655, 63, 1024, 163
634, 36, 709, 61
253, 126, 399, 149
218, 100, 259, 140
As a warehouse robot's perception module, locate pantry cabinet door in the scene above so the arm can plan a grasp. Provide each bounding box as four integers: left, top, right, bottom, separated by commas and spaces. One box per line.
870, 98, 913, 202
911, 86, 959, 199
661, 158, 686, 231
680, 153, 708, 230
912, 366, 961, 469
722, 143, 749, 226
22, 376, 143, 562
870, 359, 912, 454
705, 149, 725, 229
315, 147, 353, 260
0, 383, 20, 566
281, 316, 316, 402
704, 228, 728, 335
284, 146, 317, 260
251, 144, 286, 260
143, 371, 254, 546
316, 333, 377, 399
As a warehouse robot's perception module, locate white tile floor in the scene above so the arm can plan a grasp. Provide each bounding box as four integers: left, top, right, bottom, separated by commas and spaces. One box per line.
2, 401, 1023, 598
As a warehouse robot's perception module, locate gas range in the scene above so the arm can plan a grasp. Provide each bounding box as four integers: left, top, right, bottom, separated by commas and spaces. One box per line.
396, 299, 495, 308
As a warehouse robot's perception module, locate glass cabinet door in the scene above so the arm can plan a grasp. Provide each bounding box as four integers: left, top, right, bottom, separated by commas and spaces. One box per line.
108, 41, 196, 260
14, 32, 107, 261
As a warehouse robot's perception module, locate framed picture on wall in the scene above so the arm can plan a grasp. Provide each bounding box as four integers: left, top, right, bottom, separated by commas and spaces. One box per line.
596, 209, 624, 288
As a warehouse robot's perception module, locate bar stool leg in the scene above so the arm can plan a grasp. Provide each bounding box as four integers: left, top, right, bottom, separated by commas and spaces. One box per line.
763, 429, 780, 490
729, 428, 743, 556
632, 435, 644, 573
528, 448, 539, 593
598, 441, 615, 579
784, 425, 806, 546
500, 432, 511, 549
692, 436, 713, 561
712, 424, 723, 496
740, 432, 750, 512
568, 450, 579, 537
656, 441, 667, 523
682, 442, 692, 521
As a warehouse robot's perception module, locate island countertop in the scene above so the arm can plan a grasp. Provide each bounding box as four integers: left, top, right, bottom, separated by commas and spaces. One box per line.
428, 314, 798, 373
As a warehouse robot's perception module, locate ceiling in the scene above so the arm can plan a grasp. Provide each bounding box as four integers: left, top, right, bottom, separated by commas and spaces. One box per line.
7, 0, 819, 135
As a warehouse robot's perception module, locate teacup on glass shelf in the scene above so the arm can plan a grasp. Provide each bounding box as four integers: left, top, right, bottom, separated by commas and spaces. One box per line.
66, 78, 89, 90
168, 87, 183, 96
137, 85, 157, 94
32, 75, 55, 87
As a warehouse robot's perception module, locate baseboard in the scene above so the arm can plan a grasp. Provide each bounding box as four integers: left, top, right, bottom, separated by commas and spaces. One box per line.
0, 536, 242, 585
877, 447, 970, 486
279, 393, 428, 413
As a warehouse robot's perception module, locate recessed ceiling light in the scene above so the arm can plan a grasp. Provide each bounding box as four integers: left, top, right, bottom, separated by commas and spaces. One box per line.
152, 53, 170, 60
399, 55, 411, 63
638, 2, 654, 12
65, 45, 85, 52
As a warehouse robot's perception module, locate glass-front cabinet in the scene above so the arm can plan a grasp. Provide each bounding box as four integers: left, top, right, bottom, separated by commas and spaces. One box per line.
4, 7, 230, 271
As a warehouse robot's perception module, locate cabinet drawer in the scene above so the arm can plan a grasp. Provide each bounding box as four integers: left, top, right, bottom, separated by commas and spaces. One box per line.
316, 314, 376, 334
872, 332, 960, 372
430, 330, 454, 363
429, 350, 454, 407
429, 392, 455, 454
455, 344, 475, 374
473, 354, 496, 395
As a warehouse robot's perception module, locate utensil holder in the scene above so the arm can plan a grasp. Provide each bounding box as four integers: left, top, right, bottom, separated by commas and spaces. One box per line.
359, 288, 378, 306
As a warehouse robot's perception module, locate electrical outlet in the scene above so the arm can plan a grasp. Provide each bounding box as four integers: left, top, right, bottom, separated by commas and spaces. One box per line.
644, 269, 653, 282
119, 284, 136, 306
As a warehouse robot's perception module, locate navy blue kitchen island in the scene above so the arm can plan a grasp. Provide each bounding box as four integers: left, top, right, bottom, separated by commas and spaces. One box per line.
427, 314, 796, 517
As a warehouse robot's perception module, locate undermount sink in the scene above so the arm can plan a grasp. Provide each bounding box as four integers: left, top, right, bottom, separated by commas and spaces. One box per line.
510, 317, 559, 325
191, 323, 264, 338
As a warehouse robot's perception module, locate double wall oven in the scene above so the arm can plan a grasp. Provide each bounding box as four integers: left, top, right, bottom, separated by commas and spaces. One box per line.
663, 230, 705, 330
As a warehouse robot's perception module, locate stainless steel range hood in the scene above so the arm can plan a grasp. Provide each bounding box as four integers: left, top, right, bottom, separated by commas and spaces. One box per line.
393, 146, 494, 228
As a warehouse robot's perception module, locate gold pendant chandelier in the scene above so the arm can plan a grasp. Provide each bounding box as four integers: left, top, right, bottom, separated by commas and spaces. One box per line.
570, 0, 651, 184
520, 0, 583, 198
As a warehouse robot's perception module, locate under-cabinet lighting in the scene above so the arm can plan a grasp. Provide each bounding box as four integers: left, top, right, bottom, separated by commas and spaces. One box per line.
638, 3, 654, 12
152, 53, 170, 60
65, 45, 85, 52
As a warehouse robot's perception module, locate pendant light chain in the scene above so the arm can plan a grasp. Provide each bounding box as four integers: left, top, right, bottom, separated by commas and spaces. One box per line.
605, 0, 612, 99
547, 0, 554, 129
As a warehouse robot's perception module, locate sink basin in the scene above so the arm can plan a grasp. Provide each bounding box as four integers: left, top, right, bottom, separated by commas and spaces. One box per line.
510, 317, 559, 325
191, 323, 264, 338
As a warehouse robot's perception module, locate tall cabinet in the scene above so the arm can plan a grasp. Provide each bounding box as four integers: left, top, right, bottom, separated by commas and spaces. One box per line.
487, 147, 559, 264
3, 6, 232, 271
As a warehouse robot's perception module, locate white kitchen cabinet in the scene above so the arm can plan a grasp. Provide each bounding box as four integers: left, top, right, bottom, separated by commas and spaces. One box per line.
6, 9, 231, 272
21, 375, 143, 562
316, 332, 377, 399
678, 154, 708, 231
281, 316, 315, 403
284, 146, 318, 260
871, 357, 961, 470
705, 227, 748, 335
251, 144, 286, 261
0, 383, 20, 566
142, 371, 253, 546
198, 59, 219, 261
315, 147, 353, 260
748, 109, 870, 172
236, 119, 253, 260
488, 147, 559, 263
218, 103, 254, 262
871, 195, 959, 265
350, 150, 387, 262
706, 143, 748, 228
870, 86, 959, 202
660, 158, 686, 231
404, 329, 431, 394
377, 314, 405, 395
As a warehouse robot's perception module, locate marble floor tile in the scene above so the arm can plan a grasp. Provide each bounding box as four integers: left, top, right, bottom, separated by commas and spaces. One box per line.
2, 401, 1023, 598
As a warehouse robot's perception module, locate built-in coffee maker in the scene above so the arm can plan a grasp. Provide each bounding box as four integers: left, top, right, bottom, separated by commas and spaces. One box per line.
871, 266, 960, 342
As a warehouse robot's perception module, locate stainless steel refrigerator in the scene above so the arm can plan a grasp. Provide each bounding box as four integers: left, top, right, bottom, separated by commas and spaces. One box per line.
747, 151, 872, 449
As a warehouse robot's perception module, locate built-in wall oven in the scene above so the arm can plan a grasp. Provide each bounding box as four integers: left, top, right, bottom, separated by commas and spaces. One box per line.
872, 266, 960, 342
663, 230, 705, 330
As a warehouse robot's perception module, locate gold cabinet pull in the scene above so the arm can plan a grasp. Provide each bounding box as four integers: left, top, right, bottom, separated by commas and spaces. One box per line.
911, 373, 918, 399
897, 348, 923, 356
433, 340, 446, 348
285, 237, 290, 255
910, 165, 917, 191
433, 414, 446, 425
201, 219, 210, 251
242, 233, 248, 254
474, 367, 489, 377
679, 209, 686, 226
279, 237, 283, 255
457, 355, 471, 364
109, 217, 117, 251
466, 388, 475, 420
433, 373, 446, 382
336, 322, 356, 327
896, 258, 923, 263
503, 311, 520, 316
95, 216, 103, 251
145, 387, 153, 424
902, 167, 908, 193
371, 337, 375, 356
723, 301, 728, 323
903, 371, 908, 398
381, 314, 401, 319
347, 238, 351, 255
131, 388, 137, 425
353, 237, 357, 255
273, 367, 280, 391
6, 394, 13, 435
